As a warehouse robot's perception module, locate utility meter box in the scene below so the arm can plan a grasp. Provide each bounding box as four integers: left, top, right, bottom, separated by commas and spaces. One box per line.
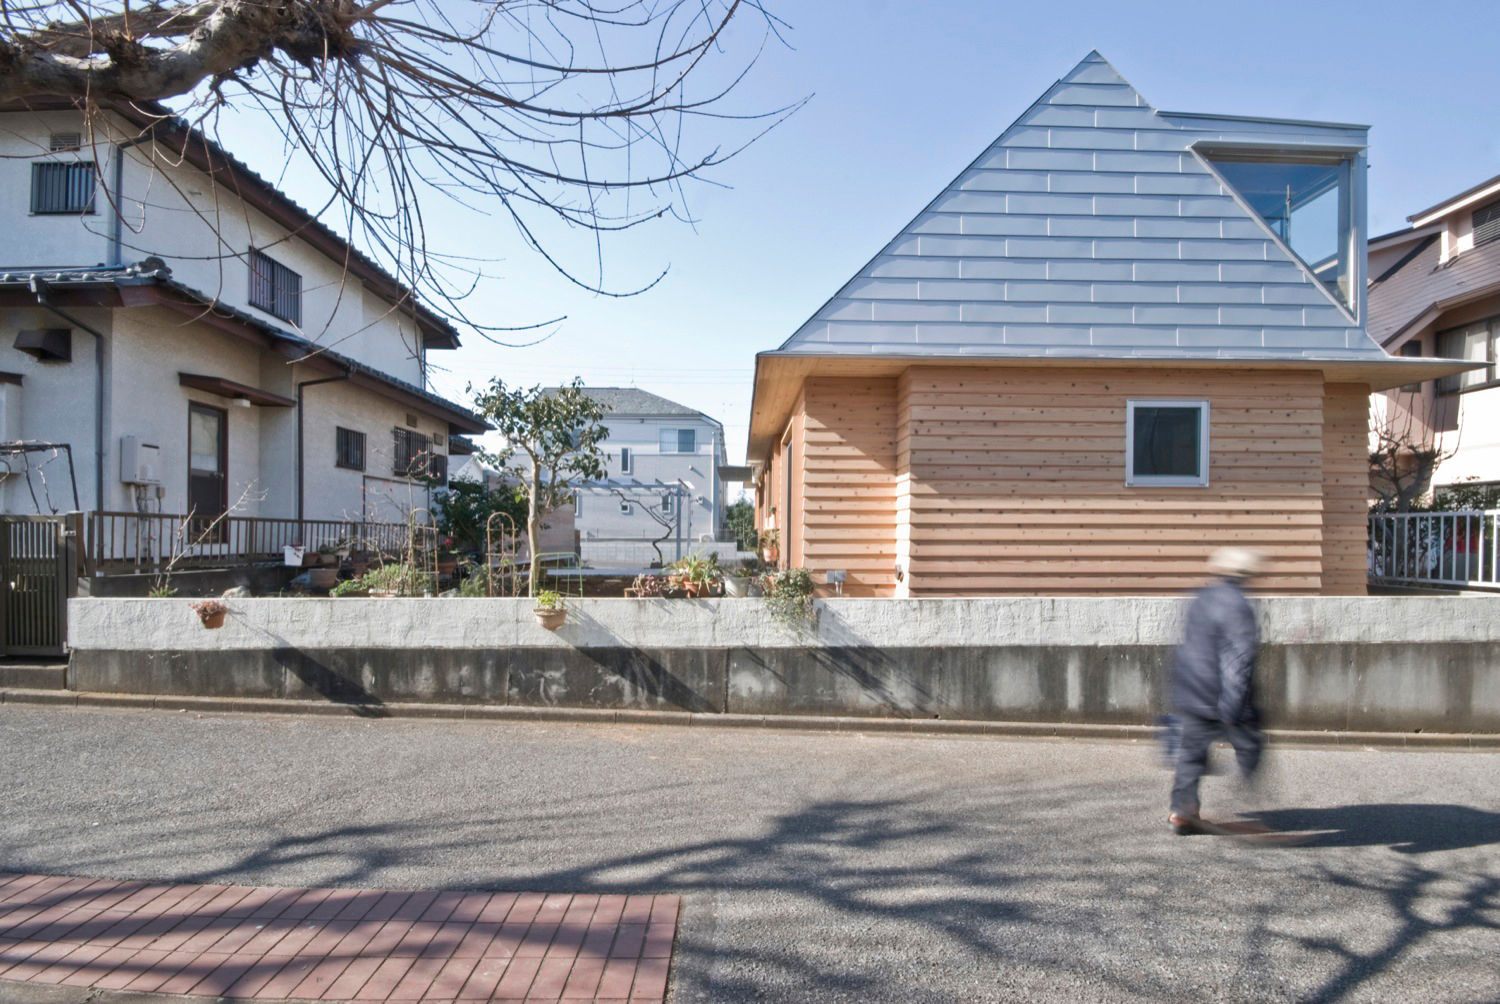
120, 435, 161, 485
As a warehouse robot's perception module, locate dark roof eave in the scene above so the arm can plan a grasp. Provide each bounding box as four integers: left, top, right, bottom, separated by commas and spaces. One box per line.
0, 269, 489, 433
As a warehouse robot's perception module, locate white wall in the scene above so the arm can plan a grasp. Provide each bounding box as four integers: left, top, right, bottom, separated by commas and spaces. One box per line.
299, 377, 446, 523
581, 415, 725, 542
0, 306, 108, 513
0, 109, 428, 387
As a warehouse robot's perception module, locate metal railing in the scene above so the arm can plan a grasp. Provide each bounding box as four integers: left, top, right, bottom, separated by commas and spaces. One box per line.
85, 510, 433, 575
1367, 509, 1500, 590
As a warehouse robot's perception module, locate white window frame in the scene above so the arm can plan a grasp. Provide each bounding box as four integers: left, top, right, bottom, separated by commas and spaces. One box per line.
1125, 399, 1210, 488
620, 447, 632, 474
619, 500, 633, 515
659, 428, 697, 454
574, 494, 582, 517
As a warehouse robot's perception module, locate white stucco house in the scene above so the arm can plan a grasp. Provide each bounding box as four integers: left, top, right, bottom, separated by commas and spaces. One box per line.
573, 387, 729, 565
1368, 172, 1500, 501
0, 99, 489, 533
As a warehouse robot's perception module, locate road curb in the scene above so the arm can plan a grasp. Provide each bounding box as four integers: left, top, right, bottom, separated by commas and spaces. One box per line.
2, 687, 1497, 749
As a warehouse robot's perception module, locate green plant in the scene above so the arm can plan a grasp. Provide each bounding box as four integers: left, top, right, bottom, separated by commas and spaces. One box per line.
148, 584, 178, 598
333, 561, 431, 597
759, 527, 781, 553
534, 589, 565, 611
725, 499, 758, 550
1434, 478, 1500, 511
669, 551, 722, 585
455, 560, 490, 597
762, 567, 815, 626
468, 376, 609, 596
434, 479, 529, 554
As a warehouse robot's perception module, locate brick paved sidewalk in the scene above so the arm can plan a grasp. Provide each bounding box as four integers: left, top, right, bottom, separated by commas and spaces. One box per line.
0, 872, 677, 1001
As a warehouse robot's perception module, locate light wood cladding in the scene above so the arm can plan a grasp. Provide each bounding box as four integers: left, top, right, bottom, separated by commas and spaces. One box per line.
902, 366, 1328, 595
1322, 382, 1370, 595
799, 377, 899, 596
751, 361, 1374, 597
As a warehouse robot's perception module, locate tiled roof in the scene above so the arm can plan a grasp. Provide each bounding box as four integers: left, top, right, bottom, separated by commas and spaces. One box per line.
0, 264, 488, 431
81, 99, 463, 349
1367, 235, 1500, 347
574, 387, 706, 418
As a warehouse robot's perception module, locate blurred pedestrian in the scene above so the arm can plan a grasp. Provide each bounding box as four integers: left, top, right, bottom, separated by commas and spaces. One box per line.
1167, 547, 1265, 834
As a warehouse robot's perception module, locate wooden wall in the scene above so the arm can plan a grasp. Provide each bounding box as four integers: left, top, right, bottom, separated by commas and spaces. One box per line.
1322, 383, 1370, 595
798, 377, 900, 596
901, 366, 1329, 595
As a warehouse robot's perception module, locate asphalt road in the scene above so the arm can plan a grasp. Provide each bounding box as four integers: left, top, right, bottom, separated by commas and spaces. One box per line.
1, 706, 1497, 1003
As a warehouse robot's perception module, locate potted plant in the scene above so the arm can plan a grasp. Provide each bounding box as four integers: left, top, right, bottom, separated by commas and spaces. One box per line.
627, 573, 668, 598
724, 557, 761, 597
762, 567, 815, 627
533, 589, 566, 629
668, 552, 722, 598
190, 598, 228, 629
759, 527, 781, 566
335, 561, 430, 598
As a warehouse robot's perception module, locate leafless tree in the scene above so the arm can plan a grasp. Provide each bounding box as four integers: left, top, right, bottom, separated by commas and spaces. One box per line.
0, 1, 796, 337
1369, 388, 1457, 512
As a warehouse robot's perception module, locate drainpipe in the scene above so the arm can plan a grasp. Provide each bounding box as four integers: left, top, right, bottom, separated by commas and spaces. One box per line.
109, 135, 154, 267
29, 279, 105, 513
296, 372, 351, 522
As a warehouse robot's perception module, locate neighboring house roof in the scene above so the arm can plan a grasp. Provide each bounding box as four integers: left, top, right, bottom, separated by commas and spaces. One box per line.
1406, 171, 1500, 226
1367, 235, 1500, 347
3, 98, 461, 351
774, 51, 1381, 363
0, 261, 489, 433
576, 387, 709, 419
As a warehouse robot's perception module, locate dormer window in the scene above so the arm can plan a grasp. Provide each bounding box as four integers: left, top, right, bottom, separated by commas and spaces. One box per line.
1204, 150, 1355, 311
1474, 203, 1500, 249
248, 249, 302, 325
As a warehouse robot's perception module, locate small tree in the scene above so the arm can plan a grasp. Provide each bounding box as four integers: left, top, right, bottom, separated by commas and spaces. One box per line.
1369, 389, 1456, 512
725, 498, 757, 551
470, 378, 608, 596
433, 479, 528, 555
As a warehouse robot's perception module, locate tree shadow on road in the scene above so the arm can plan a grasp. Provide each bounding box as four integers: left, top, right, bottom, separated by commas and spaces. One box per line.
1253, 804, 1500, 854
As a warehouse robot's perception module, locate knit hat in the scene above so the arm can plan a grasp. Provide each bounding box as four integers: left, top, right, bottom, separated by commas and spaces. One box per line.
1208, 547, 1264, 578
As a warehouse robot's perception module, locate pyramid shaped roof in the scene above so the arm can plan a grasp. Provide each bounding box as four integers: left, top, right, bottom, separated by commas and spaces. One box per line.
775, 52, 1386, 362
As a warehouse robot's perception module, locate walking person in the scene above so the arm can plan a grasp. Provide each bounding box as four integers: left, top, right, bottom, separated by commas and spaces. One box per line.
1167, 547, 1266, 834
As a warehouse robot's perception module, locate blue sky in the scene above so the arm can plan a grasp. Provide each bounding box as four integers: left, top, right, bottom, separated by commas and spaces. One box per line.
228, 1, 1500, 463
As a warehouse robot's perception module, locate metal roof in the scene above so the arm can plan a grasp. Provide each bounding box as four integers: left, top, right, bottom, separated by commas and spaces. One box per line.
1367, 233, 1500, 347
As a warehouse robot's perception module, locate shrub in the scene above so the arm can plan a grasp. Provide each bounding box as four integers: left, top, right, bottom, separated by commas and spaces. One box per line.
762, 567, 815, 626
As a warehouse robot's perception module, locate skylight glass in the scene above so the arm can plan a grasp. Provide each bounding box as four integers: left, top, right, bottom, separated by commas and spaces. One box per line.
1207, 153, 1354, 311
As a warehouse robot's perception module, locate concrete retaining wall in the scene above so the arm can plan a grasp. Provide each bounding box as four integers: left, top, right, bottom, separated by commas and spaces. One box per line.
66, 597, 1500, 732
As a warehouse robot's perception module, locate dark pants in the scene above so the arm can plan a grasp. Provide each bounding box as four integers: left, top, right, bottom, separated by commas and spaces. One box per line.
1170, 713, 1265, 817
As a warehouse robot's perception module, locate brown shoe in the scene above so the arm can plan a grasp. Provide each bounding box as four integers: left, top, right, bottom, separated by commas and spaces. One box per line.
1169, 812, 1203, 835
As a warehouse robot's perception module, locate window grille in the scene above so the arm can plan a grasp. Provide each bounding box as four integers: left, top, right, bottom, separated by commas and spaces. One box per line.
248, 249, 302, 325
31, 162, 95, 214
393, 427, 432, 477
336, 427, 366, 471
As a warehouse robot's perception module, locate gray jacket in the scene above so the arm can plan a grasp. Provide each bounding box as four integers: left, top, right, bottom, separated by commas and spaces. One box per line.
1169, 577, 1259, 723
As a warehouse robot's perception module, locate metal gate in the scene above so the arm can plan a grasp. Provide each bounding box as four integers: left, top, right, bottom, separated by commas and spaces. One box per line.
0, 515, 78, 657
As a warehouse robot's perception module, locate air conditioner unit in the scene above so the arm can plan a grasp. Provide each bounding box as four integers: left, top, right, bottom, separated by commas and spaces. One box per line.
120, 435, 161, 485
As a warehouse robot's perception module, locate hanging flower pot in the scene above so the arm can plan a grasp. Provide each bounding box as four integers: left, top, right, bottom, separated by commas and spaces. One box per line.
190, 600, 228, 630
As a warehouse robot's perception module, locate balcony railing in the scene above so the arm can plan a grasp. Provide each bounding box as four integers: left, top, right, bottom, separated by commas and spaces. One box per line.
85, 510, 435, 575
1367, 510, 1500, 590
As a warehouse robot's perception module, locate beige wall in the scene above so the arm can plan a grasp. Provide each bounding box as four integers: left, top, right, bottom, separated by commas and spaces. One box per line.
1323, 383, 1370, 595
799, 377, 898, 597
757, 363, 1373, 596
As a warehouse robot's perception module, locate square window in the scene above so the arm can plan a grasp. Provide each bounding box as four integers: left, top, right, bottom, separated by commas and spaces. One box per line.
248, 249, 302, 325
659, 428, 697, 453
1437, 319, 1497, 392
336, 427, 365, 471
1127, 400, 1209, 487
619, 500, 633, 515
31, 162, 95, 214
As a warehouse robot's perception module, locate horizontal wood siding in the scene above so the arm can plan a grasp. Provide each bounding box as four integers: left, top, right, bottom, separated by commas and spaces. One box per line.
903, 367, 1328, 595
1323, 382, 1369, 595
894, 372, 914, 597
801, 377, 899, 596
